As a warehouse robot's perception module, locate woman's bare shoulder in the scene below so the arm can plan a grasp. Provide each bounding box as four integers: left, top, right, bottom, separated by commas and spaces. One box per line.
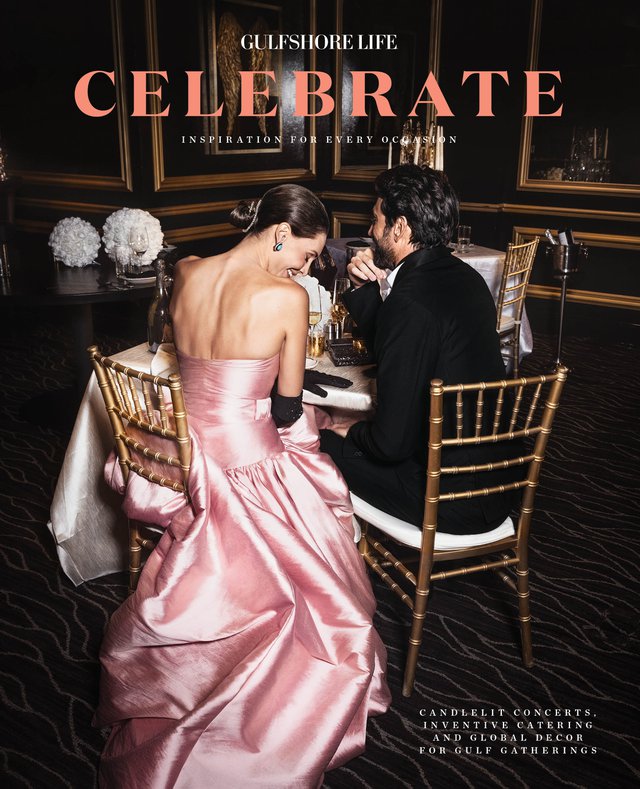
173, 254, 227, 290
264, 276, 308, 307
175, 253, 224, 273
176, 254, 202, 265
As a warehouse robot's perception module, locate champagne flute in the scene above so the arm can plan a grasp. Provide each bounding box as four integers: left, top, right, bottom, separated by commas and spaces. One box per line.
128, 226, 149, 264
307, 281, 323, 357
308, 308, 322, 329
332, 277, 350, 335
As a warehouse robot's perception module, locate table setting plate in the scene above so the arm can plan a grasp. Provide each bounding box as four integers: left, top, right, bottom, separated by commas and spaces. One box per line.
124, 274, 156, 285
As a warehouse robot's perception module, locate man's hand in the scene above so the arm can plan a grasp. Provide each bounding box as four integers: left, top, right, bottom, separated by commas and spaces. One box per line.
327, 418, 358, 438
347, 248, 387, 288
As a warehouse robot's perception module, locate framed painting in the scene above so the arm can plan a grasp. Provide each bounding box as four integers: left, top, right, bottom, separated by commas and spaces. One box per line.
518, 0, 640, 197
146, 0, 317, 190
332, 0, 435, 180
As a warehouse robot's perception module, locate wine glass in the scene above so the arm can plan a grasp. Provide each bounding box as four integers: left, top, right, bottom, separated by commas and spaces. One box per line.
114, 245, 133, 288
332, 277, 350, 335
307, 281, 323, 357
128, 226, 149, 264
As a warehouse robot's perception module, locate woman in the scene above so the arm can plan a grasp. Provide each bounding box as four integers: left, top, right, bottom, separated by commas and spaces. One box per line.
94, 185, 390, 788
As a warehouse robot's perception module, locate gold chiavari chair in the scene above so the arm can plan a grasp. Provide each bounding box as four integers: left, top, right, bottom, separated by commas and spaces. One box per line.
88, 346, 192, 594
351, 365, 568, 697
496, 238, 539, 377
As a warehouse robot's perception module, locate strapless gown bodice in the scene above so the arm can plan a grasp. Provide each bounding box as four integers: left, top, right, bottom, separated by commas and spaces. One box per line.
177, 349, 278, 419
95, 353, 390, 788
177, 350, 283, 469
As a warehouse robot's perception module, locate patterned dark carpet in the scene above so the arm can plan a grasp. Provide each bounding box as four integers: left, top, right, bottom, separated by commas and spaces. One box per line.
1, 303, 639, 789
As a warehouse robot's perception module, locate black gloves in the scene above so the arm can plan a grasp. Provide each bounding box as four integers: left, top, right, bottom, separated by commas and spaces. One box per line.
302, 370, 353, 398
272, 392, 303, 427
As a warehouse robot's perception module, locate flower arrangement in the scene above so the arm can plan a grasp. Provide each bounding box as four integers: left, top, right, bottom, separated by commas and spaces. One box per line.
48, 217, 101, 268
294, 275, 333, 331
102, 208, 164, 267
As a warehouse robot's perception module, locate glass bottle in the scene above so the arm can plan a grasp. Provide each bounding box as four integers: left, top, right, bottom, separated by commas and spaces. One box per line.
147, 257, 172, 352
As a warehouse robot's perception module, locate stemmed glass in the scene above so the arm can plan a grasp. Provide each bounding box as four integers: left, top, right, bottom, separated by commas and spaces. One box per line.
332, 277, 350, 335
307, 281, 323, 357
128, 226, 149, 264
114, 245, 133, 288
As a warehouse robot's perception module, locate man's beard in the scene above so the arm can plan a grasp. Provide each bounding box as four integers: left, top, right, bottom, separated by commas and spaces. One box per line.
372, 230, 395, 269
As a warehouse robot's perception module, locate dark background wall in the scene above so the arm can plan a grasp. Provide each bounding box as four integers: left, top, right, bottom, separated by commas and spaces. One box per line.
2, 0, 639, 340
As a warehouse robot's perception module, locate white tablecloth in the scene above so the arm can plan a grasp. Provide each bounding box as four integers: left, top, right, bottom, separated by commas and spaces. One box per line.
326, 239, 532, 358
48, 344, 374, 584
455, 244, 533, 357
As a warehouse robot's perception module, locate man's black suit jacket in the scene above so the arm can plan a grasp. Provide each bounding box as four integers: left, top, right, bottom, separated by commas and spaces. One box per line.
327, 244, 521, 534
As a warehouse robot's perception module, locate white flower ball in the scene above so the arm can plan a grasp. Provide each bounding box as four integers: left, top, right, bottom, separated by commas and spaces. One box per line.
102, 208, 164, 268
48, 217, 101, 268
293, 275, 333, 331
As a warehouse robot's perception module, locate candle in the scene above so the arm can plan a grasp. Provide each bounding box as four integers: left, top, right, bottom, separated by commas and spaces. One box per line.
570, 126, 576, 159
387, 141, 392, 169
603, 127, 609, 159
436, 126, 443, 170
424, 114, 429, 165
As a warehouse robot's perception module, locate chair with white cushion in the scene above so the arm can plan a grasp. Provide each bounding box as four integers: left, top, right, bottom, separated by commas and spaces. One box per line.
352, 365, 569, 697
496, 238, 539, 377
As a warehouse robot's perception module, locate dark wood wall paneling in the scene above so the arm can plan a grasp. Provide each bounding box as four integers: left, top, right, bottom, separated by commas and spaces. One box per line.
4, 0, 639, 338
438, 0, 640, 338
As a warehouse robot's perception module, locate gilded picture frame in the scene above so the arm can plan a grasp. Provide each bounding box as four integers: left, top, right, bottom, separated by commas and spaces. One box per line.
517, 0, 640, 197
146, 0, 317, 191
3, 0, 132, 191
332, 0, 440, 181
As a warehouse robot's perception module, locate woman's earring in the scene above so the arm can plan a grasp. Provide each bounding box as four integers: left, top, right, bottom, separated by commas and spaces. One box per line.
274, 241, 284, 252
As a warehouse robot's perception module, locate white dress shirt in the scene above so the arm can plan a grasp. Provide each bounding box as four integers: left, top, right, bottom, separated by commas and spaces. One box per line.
379, 262, 404, 301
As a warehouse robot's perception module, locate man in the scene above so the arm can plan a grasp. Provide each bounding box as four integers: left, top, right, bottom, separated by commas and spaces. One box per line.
320, 164, 518, 535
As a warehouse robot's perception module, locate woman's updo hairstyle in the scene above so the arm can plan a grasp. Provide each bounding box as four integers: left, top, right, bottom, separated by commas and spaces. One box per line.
230, 184, 329, 239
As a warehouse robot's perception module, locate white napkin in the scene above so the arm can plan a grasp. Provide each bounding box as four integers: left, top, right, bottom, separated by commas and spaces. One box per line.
151, 343, 178, 378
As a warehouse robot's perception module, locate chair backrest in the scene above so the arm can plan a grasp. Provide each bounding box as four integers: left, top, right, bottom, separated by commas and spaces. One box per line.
495, 238, 539, 329
423, 366, 568, 548
88, 346, 191, 496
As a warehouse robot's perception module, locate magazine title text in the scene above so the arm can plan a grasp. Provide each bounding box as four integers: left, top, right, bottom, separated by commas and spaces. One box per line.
75, 70, 563, 118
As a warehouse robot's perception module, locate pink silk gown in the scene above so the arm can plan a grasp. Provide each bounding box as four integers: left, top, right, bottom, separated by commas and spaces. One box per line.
94, 351, 390, 788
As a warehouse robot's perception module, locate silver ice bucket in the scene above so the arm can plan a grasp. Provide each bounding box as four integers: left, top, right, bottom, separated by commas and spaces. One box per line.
546, 242, 588, 278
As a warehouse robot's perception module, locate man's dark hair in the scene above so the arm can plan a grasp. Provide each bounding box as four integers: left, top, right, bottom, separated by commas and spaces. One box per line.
374, 164, 459, 248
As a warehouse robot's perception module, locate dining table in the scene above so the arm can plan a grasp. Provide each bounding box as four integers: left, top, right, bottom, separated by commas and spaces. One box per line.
1, 241, 156, 402
49, 238, 532, 584
48, 342, 375, 585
